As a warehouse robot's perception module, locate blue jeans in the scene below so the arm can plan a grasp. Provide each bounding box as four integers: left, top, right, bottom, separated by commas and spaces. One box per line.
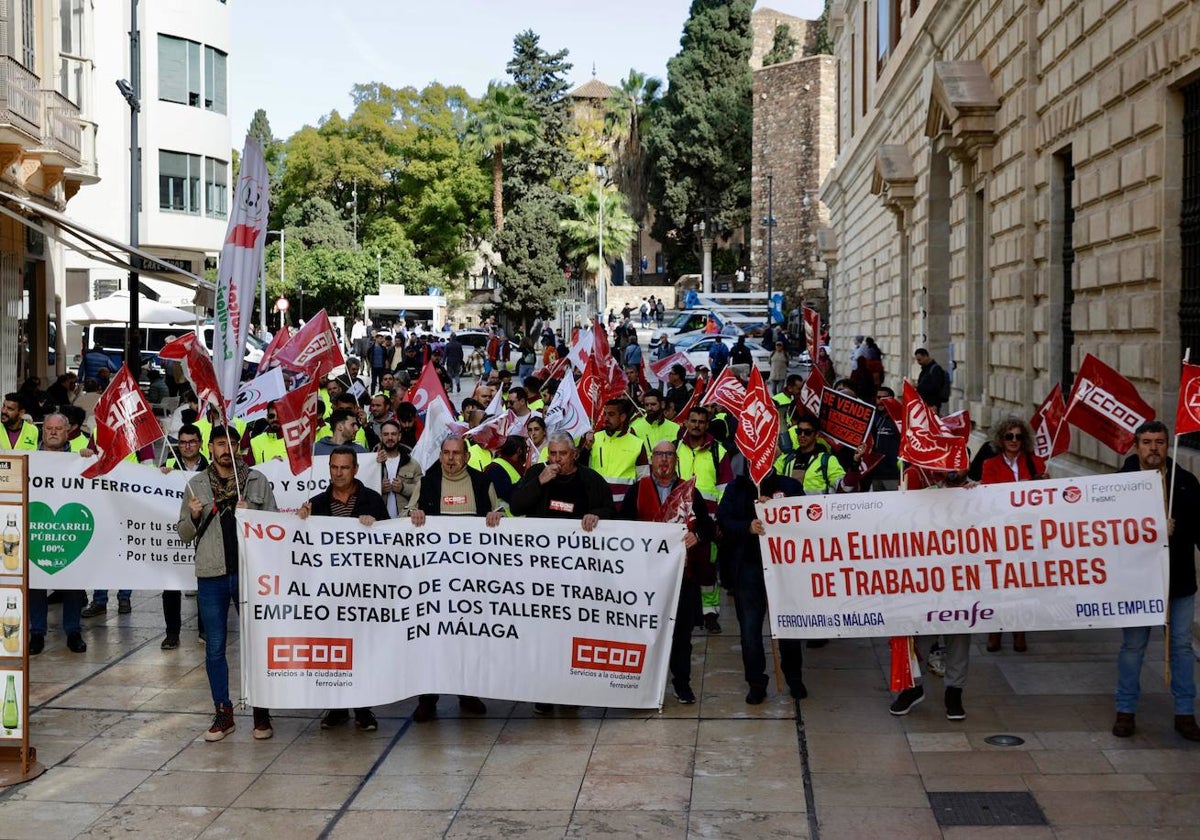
29, 589, 84, 636
731, 559, 804, 691
197, 574, 239, 707
1116, 594, 1196, 715
91, 589, 132, 605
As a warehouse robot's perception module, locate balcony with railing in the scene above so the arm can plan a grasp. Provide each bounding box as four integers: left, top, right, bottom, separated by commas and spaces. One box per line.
40, 90, 82, 167
0, 56, 41, 145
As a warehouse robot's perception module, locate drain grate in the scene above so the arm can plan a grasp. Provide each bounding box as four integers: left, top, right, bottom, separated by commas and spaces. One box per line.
928, 791, 1048, 827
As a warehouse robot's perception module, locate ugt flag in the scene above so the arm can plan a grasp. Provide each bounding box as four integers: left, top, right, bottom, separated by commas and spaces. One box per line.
1175, 362, 1200, 436
83, 366, 164, 478
1065, 354, 1154, 454
734, 367, 779, 486
1031, 383, 1071, 459
212, 136, 269, 412
898, 381, 967, 472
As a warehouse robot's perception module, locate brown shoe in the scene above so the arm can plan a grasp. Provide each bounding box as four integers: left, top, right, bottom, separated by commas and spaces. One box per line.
986, 633, 1001, 652
1175, 715, 1200, 741
1012, 632, 1027, 653
1112, 712, 1135, 737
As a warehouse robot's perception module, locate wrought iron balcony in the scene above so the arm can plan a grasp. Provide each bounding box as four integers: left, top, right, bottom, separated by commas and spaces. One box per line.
40, 89, 82, 166
0, 56, 41, 144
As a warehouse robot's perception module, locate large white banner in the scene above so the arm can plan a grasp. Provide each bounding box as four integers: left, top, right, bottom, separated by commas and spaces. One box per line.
760, 471, 1170, 638
238, 511, 686, 710
25, 452, 379, 589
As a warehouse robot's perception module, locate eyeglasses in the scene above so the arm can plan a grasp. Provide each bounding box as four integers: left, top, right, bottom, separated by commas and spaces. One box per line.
178, 439, 200, 446
796, 428, 817, 436
1003, 432, 1026, 441
652, 452, 677, 459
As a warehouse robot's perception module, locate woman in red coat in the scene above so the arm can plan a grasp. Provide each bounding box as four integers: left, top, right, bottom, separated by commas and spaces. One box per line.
980, 416, 1047, 652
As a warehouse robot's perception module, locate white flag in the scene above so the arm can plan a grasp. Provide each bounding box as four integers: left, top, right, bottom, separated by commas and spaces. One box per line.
411, 397, 468, 473
543, 369, 591, 439
212, 136, 269, 416
232, 367, 287, 422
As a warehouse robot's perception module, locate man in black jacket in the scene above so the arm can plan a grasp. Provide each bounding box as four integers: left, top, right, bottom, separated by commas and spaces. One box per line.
1113, 421, 1200, 741
298, 447, 389, 732
717, 466, 807, 704
914, 348, 949, 414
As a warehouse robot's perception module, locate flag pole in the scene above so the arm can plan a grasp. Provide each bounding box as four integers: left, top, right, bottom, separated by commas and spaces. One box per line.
222, 422, 242, 499
1168, 348, 1190, 522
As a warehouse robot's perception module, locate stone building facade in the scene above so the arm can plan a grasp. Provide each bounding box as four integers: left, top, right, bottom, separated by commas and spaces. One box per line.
821, 0, 1200, 475
750, 7, 818, 70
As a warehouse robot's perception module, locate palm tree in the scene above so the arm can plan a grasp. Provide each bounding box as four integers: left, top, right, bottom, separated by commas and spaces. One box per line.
469, 82, 539, 230
605, 70, 662, 280
560, 182, 637, 285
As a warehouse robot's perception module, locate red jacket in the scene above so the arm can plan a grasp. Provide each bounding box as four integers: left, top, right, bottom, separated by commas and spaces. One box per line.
980, 452, 1045, 484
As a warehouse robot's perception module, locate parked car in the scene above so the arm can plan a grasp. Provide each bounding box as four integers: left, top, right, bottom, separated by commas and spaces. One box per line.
673, 333, 772, 375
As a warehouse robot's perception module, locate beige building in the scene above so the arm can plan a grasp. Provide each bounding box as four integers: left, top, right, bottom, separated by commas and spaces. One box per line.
821, 0, 1200, 474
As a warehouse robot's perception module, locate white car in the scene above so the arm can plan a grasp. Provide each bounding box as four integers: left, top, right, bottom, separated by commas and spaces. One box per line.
672, 333, 773, 375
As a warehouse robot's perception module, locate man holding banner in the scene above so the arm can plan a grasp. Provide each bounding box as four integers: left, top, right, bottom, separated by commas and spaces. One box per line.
1113, 421, 1200, 741
176, 428, 279, 742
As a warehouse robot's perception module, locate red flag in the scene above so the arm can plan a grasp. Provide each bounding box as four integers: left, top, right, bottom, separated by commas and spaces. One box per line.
699, 365, 746, 414
466, 409, 515, 453
889, 637, 919, 692
158, 333, 226, 416
592, 316, 611, 361
671, 380, 705, 427
802, 306, 820, 363
940, 409, 972, 442
798, 368, 824, 416
1031, 383, 1071, 459
1064, 354, 1155, 454
734, 367, 779, 485
878, 396, 904, 426
406, 363, 453, 418
899, 381, 968, 471
82, 366, 165, 478
533, 354, 571, 383
1175, 362, 1200, 436
275, 380, 319, 475
649, 351, 696, 381
658, 477, 698, 524
257, 326, 291, 372
578, 353, 604, 424
273, 310, 345, 379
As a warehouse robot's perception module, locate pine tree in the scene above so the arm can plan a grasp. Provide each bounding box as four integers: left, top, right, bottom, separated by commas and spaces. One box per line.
492, 186, 566, 328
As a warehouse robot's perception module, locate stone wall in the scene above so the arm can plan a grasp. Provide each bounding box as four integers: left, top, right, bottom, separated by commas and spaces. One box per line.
751, 54, 838, 319
823, 0, 1200, 476
751, 7, 816, 69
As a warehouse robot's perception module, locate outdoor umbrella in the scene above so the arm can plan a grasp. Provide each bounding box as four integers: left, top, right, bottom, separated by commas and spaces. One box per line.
63, 290, 197, 325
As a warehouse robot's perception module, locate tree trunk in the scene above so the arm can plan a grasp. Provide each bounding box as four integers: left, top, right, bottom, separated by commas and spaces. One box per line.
493, 146, 505, 230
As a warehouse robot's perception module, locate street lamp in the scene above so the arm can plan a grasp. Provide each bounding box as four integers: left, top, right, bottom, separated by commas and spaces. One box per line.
692, 214, 716, 295
117, 0, 141, 378
265, 229, 285, 334
761, 174, 777, 326
595, 165, 608, 319
346, 179, 358, 248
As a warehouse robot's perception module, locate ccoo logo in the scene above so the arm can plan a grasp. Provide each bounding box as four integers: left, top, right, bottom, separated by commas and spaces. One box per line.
806, 504, 823, 521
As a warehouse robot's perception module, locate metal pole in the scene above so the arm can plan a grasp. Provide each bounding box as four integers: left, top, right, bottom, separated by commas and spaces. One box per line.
126, 0, 142, 379
767, 175, 774, 325
597, 182, 605, 319
280, 229, 285, 317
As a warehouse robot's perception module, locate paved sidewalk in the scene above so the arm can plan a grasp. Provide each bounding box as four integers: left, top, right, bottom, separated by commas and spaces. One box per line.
2, 592, 1199, 838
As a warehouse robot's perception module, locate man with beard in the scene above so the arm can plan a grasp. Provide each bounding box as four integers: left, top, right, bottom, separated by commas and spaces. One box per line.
314, 409, 367, 457
177, 428, 279, 741
1, 393, 38, 450
299, 448, 389, 732
579, 397, 648, 506
408, 437, 499, 722
366, 393, 394, 442
394, 402, 423, 449
376, 419, 422, 518
631, 390, 676, 451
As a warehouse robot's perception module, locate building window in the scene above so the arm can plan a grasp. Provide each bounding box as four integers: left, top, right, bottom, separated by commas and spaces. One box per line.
860, 2, 868, 117
1181, 82, 1200, 424
158, 35, 201, 107
58, 0, 86, 107
878, 1, 902, 75
205, 158, 228, 218
20, 0, 34, 69
159, 150, 201, 213
204, 46, 227, 113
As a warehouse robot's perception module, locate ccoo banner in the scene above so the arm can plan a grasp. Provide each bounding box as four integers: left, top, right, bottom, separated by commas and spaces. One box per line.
759, 471, 1169, 638
24, 452, 379, 589
237, 511, 686, 710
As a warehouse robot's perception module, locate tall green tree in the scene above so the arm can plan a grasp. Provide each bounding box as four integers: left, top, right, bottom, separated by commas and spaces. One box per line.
505, 30, 582, 200
762, 23, 799, 66
810, 0, 835, 56
560, 183, 637, 286
491, 186, 566, 328
606, 70, 662, 282
469, 82, 539, 230
645, 0, 754, 267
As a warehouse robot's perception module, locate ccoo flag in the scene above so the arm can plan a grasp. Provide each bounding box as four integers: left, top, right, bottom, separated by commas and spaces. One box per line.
1064, 354, 1154, 454
212, 136, 269, 414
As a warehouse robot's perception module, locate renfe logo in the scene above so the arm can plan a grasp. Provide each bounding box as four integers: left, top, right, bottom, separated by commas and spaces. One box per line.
267, 637, 353, 670
572, 637, 646, 674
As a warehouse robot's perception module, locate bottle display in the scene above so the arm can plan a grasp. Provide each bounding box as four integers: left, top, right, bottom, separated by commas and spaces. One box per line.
1, 515, 18, 572
0, 596, 17, 655
1, 674, 17, 734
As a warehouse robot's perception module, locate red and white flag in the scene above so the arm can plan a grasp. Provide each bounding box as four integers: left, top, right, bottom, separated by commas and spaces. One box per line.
273, 310, 344, 379
274, 380, 319, 475
940, 409, 972, 442
543, 369, 591, 439
233, 366, 287, 422
158, 332, 225, 415
467, 410, 515, 453
734, 367, 779, 485
671, 379, 705, 427
566, 326, 596, 372
1175, 362, 1200, 436
1031, 383, 1071, 459
802, 306, 820, 363
1065, 354, 1155, 454
83, 366, 165, 478
898, 381, 968, 471
577, 353, 604, 424
212, 136, 269, 405
257, 326, 291, 372
534, 354, 572, 383
411, 398, 470, 473
649, 351, 696, 382
699, 365, 746, 414
658, 477, 698, 524
798, 368, 824, 416
406, 363, 453, 418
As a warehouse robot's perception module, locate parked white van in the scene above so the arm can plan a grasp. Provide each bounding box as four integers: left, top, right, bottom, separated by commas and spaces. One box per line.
84, 323, 265, 379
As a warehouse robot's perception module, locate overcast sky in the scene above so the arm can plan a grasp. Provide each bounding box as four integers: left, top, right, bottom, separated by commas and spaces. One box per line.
231, 0, 826, 140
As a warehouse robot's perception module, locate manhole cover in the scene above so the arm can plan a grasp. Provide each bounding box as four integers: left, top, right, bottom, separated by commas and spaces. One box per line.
928, 791, 1047, 827
984, 734, 1026, 746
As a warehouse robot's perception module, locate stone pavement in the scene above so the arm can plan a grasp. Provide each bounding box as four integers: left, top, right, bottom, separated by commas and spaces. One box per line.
2, 591, 1199, 839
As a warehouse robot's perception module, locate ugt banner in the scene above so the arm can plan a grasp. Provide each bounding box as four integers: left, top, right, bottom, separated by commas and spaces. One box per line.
24, 452, 380, 588
238, 512, 686, 709
759, 472, 1168, 638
